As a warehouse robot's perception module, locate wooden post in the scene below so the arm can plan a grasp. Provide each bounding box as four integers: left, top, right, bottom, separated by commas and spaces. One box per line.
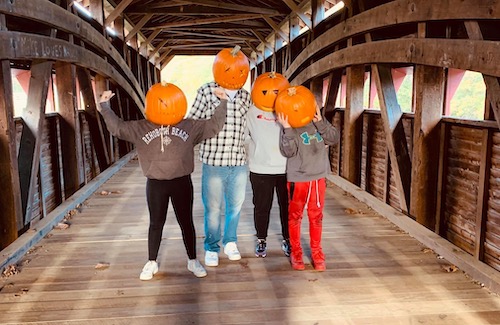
343, 65, 364, 185
55, 62, 83, 197
0, 60, 22, 248
410, 65, 445, 230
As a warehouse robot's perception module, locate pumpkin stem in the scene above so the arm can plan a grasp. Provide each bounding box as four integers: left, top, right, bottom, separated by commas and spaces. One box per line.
231, 45, 241, 56
269, 71, 276, 78
161, 81, 168, 87
287, 87, 297, 96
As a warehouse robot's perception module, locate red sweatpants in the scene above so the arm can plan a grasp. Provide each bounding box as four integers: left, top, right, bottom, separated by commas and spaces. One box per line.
287, 178, 326, 254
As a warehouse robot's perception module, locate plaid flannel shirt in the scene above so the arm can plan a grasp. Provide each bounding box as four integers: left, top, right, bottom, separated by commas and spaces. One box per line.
187, 81, 251, 166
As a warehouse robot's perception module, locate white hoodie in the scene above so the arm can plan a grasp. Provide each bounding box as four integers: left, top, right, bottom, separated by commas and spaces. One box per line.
246, 105, 287, 174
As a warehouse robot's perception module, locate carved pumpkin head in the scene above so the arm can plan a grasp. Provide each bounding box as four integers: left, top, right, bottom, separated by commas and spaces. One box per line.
275, 86, 317, 128
213, 45, 249, 90
144, 82, 187, 125
251, 72, 290, 112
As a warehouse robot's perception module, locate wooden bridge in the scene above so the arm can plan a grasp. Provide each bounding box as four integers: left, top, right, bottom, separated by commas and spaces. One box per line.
2, 0, 500, 323
1, 155, 499, 324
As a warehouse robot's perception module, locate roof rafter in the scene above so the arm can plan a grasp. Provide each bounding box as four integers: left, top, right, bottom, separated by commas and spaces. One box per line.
281, 0, 312, 29
176, 0, 284, 15
145, 14, 263, 29
105, 0, 133, 26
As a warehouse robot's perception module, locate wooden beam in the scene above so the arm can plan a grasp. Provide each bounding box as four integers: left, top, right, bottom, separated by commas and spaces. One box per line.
343, 65, 364, 185
55, 62, 83, 198
165, 30, 255, 41
311, 0, 325, 28
371, 64, 411, 212
0, 60, 22, 247
285, 0, 500, 80
104, 0, 133, 26
290, 38, 500, 85
149, 39, 168, 58
178, 0, 282, 15
251, 30, 275, 51
160, 55, 175, 71
156, 48, 173, 66
0, 0, 144, 104
89, 0, 104, 26
324, 69, 342, 114
139, 29, 162, 51
282, 0, 312, 30
125, 14, 153, 42
76, 67, 110, 171
0, 32, 144, 112
410, 65, 444, 229
261, 15, 288, 41
464, 21, 500, 130
145, 14, 261, 29
17, 60, 53, 224
167, 40, 240, 49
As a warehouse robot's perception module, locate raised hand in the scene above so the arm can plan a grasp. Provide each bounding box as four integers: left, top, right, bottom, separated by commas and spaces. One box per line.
214, 87, 228, 100
100, 90, 115, 103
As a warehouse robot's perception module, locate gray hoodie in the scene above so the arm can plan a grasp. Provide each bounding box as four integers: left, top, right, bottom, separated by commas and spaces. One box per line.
279, 119, 339, 182
99, 99, 227, 180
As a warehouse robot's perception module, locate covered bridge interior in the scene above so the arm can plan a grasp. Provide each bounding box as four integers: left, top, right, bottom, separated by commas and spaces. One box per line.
1, 0, 500, 323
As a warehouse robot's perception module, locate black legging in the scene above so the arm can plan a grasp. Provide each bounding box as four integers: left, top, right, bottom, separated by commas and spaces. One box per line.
146, 175, 196, 260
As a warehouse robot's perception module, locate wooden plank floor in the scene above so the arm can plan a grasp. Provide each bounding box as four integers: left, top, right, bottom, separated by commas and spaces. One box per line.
1, 157, 500, 324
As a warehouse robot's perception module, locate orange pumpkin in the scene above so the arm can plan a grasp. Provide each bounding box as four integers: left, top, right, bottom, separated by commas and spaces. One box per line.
251, 72, 290, 112
145, 82, 187, 125
275, 86, 317, 128
213, 45, 249, 90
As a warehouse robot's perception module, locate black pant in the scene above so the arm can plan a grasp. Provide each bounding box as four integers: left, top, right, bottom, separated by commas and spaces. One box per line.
146, 175, 196, 260
250, 172, 289, 240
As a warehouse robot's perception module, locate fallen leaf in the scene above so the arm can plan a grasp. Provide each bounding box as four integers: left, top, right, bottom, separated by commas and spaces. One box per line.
54, 222, 70, 230
2, 265, 19, 278
95, 262, 110, 270
442, 265, 458, 273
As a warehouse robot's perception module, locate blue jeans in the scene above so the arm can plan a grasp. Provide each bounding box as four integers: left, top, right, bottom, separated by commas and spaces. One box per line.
202, 164, 248, 252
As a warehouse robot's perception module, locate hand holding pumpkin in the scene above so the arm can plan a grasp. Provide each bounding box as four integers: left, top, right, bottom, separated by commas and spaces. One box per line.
214, 87, 228, 100
313, 105, 322, 122
276, 112, 291, 129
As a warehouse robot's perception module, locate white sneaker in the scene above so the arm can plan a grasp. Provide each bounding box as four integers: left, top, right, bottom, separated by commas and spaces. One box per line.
188, 259, 207, 278
224, 242, 241, 261
205, 251, 219, 267
139, 260, 158, 280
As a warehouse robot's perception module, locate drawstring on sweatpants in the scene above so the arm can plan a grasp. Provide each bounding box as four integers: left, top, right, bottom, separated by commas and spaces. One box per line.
160, 125, 164, 152
305, 180, 321, 208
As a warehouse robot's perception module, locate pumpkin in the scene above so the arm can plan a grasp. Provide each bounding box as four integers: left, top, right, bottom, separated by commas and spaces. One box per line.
213, 45, 249, 90
251, 72, 290, 112
144, 82, 187, 125
275, 86, 317, 128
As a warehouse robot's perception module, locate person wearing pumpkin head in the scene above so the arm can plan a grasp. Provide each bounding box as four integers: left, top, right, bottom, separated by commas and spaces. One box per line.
187, 45, 251, 267
97, 84, 228, 280
248, 72, 291, 258
275, 86, 340, 271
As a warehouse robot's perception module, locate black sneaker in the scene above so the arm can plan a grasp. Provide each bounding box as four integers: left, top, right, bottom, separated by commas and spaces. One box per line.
282, 239, 291, 257
255, 239, 267, 257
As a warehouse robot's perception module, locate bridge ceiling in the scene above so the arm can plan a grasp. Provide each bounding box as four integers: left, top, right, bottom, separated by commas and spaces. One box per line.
113, 0, 296, 56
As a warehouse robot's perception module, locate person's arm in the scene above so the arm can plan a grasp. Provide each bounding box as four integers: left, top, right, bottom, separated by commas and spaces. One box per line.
276, 112, 298, 158
187, 86, 210, 119
193, 88, 228, 143
312, 105, 340, 145
98, 90, 136, 143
